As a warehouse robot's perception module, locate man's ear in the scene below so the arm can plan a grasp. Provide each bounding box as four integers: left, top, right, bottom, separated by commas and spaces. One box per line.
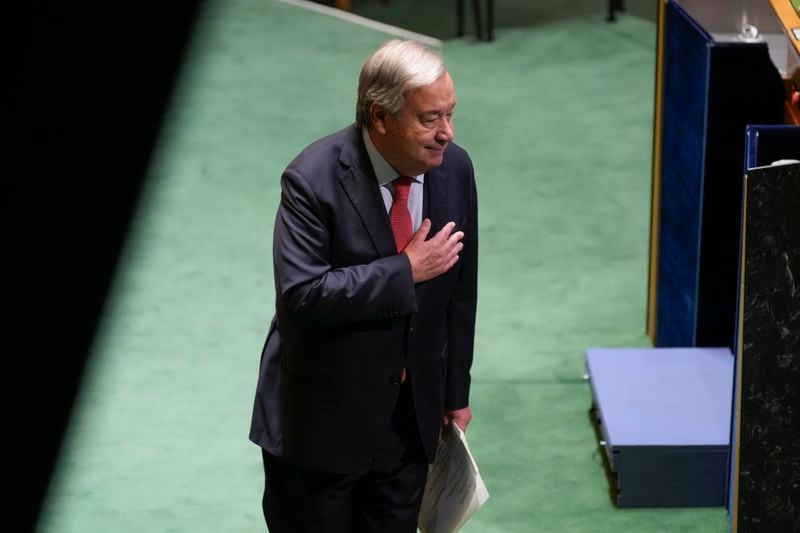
369, 103, 388, 134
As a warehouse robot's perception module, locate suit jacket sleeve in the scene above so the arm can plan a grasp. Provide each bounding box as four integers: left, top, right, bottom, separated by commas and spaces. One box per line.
274, 167, 417, 326
444, 158, 478, 410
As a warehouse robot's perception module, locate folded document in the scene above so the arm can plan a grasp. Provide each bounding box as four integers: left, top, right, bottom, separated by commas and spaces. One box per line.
418, 423, 489, 532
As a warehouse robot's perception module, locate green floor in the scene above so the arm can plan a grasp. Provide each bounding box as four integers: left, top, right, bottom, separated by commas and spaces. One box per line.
37, 0, 728, 531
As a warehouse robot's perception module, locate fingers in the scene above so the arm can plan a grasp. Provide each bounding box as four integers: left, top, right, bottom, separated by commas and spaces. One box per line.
446, 253, 460, 270
431, 221, 464, 252
441, 408, 471, 436
411, 218, 432, 242
405, 220, 466, 283
448, 233, 465, 250
439, 221, 456, 234
435, 223, 464, 269
432, 221, 457, 241
447, 407, 472, 433
442, 225, 464, 255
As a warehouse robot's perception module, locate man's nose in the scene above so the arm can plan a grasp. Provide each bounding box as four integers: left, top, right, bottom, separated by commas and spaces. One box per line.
436, 119, 454, 143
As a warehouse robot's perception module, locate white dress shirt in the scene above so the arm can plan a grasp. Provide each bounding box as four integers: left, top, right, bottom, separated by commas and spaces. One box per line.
362, 128, 424, 232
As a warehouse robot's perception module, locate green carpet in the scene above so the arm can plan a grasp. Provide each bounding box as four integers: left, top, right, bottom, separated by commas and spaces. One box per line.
348, 0, 657, 40
36, 0, 728, 531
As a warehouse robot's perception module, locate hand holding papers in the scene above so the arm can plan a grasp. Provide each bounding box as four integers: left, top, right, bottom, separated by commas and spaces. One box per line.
418, 423, 489, 533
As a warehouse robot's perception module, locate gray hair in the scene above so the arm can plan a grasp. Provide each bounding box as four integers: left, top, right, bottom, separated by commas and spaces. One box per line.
355, 40, 445, 128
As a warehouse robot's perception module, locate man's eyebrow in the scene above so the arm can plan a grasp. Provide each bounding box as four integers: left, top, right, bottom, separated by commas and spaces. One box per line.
420, 104, 457, 117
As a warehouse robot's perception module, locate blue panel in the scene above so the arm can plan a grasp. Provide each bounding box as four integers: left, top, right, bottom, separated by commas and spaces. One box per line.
656, 1, 710, 347
587, 348, 733, 447
744, 125, 800, 169
656, 2, 784, 349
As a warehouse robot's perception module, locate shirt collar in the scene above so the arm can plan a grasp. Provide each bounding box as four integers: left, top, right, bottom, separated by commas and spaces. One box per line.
362, 128, 424, 187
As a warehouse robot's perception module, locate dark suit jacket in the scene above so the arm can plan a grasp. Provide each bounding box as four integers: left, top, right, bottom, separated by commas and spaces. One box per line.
249, 124, 478, 473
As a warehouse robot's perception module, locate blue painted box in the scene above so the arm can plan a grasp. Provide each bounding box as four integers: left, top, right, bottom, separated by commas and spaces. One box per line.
586, 347, 733, 507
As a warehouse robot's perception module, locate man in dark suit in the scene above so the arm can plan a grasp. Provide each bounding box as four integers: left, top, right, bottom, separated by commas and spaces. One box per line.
249, 39, 478, 532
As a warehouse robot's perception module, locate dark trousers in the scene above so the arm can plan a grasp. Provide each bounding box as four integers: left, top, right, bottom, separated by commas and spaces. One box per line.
261, 382, 428, 533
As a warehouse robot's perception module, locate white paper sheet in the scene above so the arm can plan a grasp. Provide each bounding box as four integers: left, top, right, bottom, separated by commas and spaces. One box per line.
418, 423, 489, 533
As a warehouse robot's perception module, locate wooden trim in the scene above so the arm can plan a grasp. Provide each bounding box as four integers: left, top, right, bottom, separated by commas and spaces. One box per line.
770, 0, 800, 57
646, 0, 668, 342
730, 173, 749, 533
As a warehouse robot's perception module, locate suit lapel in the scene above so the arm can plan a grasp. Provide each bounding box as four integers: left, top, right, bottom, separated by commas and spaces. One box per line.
337, 125, 451, 258
338, 128, 397, 258
414, 166, 450, 298
425, 166, 448, 234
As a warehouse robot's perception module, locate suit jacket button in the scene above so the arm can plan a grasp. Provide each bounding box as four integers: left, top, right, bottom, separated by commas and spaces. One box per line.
391, 376, 401, 386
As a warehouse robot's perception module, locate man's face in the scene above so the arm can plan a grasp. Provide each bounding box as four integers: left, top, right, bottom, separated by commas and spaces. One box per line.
370, 72, 456, 177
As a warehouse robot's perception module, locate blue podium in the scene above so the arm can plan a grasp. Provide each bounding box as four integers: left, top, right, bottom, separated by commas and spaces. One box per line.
649, 0, 785, 349
586, 347, 733, 507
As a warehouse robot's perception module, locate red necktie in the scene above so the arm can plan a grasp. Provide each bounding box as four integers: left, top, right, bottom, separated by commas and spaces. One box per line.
390, 176, 414, 252
390, 177, 413, 384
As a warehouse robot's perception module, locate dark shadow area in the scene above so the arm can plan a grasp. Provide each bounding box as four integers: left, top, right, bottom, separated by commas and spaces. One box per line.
588, 406, 621, 507
9, 1, 205, 530
318, 0, 657, 40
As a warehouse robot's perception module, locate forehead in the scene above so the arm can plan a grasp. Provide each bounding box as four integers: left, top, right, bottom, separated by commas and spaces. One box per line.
405, 72, 456, 112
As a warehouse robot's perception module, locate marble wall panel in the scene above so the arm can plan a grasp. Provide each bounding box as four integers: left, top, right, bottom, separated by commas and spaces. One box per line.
734, 163, 800, 532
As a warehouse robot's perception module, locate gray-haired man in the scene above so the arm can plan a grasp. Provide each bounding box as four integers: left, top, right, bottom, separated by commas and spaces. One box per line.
250, 40, 478, 532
